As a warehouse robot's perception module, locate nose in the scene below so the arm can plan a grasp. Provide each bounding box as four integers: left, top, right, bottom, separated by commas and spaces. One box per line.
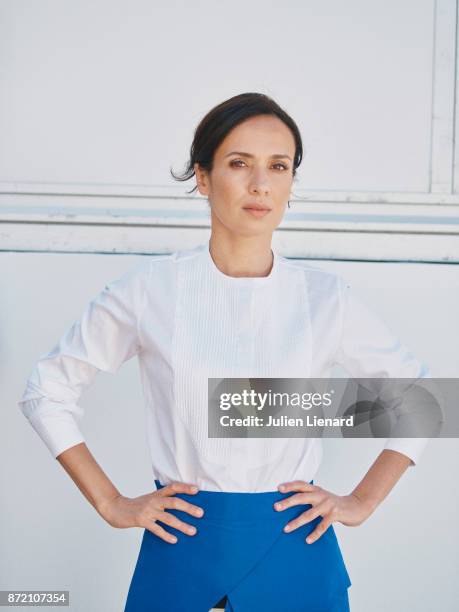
248, 167, 270, 197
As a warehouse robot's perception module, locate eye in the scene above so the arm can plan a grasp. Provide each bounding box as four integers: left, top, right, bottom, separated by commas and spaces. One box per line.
230, 159, 289, 170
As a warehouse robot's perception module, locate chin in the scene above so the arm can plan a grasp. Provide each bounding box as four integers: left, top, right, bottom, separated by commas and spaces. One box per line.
231, 223, 276, 238
213, 210, 280, 237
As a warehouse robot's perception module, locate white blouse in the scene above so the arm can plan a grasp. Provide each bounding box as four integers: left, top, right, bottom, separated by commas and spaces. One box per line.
17, 241, 430, 492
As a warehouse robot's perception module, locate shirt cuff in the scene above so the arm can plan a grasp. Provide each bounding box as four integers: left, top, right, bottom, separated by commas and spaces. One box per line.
383, 437, 430, 466
18, 398, 85, 459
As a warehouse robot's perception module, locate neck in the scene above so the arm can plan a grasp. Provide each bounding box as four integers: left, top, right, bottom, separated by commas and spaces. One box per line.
208, 229, 274, 278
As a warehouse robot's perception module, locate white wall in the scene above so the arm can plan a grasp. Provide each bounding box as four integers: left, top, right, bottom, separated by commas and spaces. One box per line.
1, 0, 459, 262
0, 0, 436, 191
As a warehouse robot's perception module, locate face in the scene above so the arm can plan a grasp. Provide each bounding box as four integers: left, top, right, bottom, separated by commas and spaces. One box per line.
194, 114, 295, 238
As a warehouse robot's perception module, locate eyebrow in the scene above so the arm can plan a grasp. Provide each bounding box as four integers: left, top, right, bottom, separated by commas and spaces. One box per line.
224, 151, 293, 161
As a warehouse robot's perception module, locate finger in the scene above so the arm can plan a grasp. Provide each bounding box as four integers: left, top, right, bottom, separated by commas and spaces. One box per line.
144, 521, 178, 544
305, 516, 333, 544
278, 480, 318, 493
161, 496, 205, 517
274, 491, 322, 512
282, 502, 329, 533
155, 511, 197, 536
157, 482, 199, 497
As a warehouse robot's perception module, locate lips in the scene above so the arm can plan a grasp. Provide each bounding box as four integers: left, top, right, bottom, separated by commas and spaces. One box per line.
243, 204, 271, 218
243, 202, 271, 211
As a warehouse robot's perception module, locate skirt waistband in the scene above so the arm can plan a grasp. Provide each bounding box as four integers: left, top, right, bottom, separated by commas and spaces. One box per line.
154, 479, 314, 521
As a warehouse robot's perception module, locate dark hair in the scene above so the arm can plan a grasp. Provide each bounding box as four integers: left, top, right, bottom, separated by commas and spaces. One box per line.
170, 92, 303, 194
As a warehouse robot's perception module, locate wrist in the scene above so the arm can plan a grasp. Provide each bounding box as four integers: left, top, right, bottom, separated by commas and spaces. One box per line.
349, 491, 378, 516
96, 492, 123, 519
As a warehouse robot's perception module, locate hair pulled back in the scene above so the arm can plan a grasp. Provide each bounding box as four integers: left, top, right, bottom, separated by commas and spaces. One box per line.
170, 92, 303, 194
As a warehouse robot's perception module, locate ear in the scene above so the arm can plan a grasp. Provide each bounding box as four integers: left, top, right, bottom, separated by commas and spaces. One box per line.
194, 162, 210, 196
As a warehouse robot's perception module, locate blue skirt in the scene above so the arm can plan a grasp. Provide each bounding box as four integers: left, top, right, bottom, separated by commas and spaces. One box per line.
124, 480, 352, 612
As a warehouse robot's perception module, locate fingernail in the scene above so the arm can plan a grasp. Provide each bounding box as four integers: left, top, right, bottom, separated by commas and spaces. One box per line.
275, 503, 283, 510
196, 508, 204, 516
279, 484, 286, 491
284, 524, 291, 532
306, 537, 312, 544
170, 536, 177, 543
191, 486, 198, 493
188, 526, 196, 535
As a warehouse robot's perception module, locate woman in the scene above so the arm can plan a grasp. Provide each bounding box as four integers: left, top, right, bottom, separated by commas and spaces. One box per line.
18, 93, 430, 612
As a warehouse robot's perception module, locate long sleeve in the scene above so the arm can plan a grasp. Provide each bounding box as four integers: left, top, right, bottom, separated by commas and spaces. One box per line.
17, 259, 149, 459
333, 279, 431, 466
